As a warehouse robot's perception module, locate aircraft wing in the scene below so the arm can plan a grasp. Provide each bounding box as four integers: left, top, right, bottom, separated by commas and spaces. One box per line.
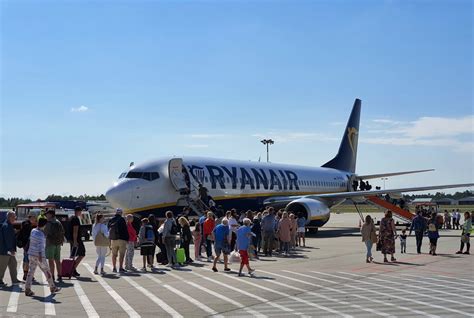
356, 169, 434, 180
263, 183, 474, 206
313, 183, 474, 200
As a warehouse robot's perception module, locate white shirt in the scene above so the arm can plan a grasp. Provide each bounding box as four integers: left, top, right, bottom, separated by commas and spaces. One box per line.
92, 223, 109, 240
228, 217, 239, 233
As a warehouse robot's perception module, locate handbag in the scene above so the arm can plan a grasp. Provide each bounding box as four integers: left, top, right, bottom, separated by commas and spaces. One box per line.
94, 231, 110, 247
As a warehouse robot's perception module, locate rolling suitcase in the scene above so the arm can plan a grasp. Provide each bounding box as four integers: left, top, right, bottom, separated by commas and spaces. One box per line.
176, 248, 186, 264
156, 251, 168, 265
61, 247, 77, 279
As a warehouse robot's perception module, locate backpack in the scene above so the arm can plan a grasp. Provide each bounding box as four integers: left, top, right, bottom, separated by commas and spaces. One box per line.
47, 221, 65, 245
145, 226, 154, 241
16, 221, 31, 248
108, 218, 120, 240
170, 222, 178, 235
428, 223, 437, 232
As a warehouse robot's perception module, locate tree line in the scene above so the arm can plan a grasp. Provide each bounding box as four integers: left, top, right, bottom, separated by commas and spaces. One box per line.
0, 194, 106, 208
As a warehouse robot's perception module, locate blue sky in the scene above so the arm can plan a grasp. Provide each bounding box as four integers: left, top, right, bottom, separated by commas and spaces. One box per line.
1, 0, 472, 198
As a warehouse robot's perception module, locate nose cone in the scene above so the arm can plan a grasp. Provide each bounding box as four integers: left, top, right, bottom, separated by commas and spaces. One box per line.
105, 182, 133, 210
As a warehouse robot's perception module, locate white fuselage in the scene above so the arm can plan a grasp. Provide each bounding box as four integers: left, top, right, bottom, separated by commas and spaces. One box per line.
106, 156, 351, 219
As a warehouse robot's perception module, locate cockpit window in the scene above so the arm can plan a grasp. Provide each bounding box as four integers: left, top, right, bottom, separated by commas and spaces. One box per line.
125, 171, 160, 181
119, 172, 127, 179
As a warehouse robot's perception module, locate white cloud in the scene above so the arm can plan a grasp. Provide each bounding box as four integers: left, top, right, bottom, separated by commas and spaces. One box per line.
363, 115, 474, 152
71, 105, 89, 112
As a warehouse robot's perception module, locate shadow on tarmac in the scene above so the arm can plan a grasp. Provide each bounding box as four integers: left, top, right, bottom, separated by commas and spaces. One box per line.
311, 227, 360, 238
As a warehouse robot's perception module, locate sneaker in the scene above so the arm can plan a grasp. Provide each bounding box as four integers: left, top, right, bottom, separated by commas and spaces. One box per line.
391, 257, 397, 262
112, 268, 117, 273
93, 269, 99, 275
224, 268, 231, 272
463, 251, 470, 255
238, 272, 244, 277
100, 268, 106, 275
57, 277, 63, 282
456, 251, 463, 254
72, 270, 81, 277
212, 267, 218, 272
25, 289, 35, 297
207, 257, 212, 262
50, 286, 60, 294
248, 269, 255, 275
141, 267, 147, 272
119, 268, 127, 273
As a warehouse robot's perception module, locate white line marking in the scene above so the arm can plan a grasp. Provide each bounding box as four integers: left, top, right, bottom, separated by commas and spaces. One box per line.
385, 274, 474, 296
42, 272, 55, 316
313, 271, 469, 317
435, 275, 474, 284
144, 273, 219, 317
83, 263, 140, 318
191, 270, 294, 314
283, 271, 436, 318
200, 268, 310, 318
402, 274, 474, 288
167, 271, 263, 317
191, 271, 278, 317
341, 272, 474, 309
102, 265, 181, 318
259, 270, 390, 318
72, 279, 100, 318
6, 260, 23, 313
279, 270, 397, 318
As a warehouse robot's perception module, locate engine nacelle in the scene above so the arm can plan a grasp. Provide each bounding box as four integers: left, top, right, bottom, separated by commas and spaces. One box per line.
285, 198, 331, 228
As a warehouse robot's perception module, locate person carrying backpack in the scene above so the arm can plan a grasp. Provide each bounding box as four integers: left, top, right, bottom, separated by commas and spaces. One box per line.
108, 209, 129, 273
427, 212, 440, 256
17, 213, 37, 281
138, 218, 155, 271
44, 209, 65, 282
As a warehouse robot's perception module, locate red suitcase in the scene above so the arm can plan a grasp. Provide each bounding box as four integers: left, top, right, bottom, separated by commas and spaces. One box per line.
60, 247, 77, 279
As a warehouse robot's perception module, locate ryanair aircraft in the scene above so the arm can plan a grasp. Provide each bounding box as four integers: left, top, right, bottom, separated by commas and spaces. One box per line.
105, 99, 473, 231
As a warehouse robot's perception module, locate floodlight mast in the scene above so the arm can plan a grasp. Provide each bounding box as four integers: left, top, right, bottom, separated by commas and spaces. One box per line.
260, 139, 274, 163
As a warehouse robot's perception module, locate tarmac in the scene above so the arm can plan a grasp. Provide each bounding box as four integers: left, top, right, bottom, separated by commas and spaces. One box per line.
1, 212, 473, 317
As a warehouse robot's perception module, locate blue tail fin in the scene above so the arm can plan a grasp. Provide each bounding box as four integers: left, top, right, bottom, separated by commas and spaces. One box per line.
322, 98, 361, 173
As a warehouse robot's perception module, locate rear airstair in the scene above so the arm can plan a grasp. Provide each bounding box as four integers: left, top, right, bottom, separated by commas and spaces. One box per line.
366, 195, 414, 224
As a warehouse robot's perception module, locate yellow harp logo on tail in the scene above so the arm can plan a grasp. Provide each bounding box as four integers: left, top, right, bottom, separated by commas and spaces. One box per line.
347, 127, 358, 156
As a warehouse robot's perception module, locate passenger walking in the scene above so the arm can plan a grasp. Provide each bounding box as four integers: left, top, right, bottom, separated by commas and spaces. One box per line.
289, 213, 297, 250
379, 210, 397, 263
0, 211, 21, 286
92, 213, 110, 275
278, 212, 292, 256
456, 212, 472, 255
125, 214, 138, 271
236, 218, 256, 276
148, 215, 159, 268
297, 213, 306, 247
108, 209, 129, 273
251, 216, 261, 258
162, 211, 178, 267
261, 209, 276, 256
212, 219, 231, 272
409, 210, 427, 254
203, 212, 216, 261
24, 218, 60, 297
228, 210, 239, 251
360, 215, 377, 263
44, 209, 65, 281
138, 218, 155, 271
69, 206, 86, 277
178, 217, 193, 263
16, 212, 37, 281
192, 222, 202, 261
428, 213, 440, 256
399, 229, 407, 253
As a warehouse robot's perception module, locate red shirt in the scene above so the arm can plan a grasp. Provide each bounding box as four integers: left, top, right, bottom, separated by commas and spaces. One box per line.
203, 218, 215, 236
127, 222, 137, 242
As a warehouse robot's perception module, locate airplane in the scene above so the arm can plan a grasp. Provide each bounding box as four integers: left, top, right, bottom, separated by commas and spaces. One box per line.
105, 99, 473, 232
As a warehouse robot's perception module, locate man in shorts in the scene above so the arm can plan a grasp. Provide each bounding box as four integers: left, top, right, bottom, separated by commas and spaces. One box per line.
212, 219, 230, 272
108, 209, 129, 273
69, 207, 86, 277
44, 209, 65, 282
236, 218, 256, 277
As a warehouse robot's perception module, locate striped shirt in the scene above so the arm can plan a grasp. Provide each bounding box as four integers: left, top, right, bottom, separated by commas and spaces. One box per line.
28, 228, 46, 257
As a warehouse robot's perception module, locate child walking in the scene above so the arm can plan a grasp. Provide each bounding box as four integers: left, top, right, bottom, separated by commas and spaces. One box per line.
400, 229, 407, 253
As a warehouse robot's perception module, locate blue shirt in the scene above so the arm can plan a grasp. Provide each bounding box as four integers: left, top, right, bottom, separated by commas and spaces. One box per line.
236, 226, 253, 250
213, 224, 229, 245
199, 215, 206, 224
297, 217, 306, 228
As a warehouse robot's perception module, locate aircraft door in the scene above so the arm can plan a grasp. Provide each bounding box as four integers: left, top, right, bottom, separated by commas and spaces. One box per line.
169, 158, 188, 193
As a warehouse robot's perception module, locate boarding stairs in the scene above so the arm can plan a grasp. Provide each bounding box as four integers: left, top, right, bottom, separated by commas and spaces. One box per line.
366, 195, 415, 224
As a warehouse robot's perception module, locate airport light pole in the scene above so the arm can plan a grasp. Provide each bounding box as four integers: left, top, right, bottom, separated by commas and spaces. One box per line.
260, 139, 274, 163
381, 177, 388, 190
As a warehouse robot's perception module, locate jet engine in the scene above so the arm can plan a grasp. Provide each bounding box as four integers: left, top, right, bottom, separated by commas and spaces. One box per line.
285, 198, 331, 233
